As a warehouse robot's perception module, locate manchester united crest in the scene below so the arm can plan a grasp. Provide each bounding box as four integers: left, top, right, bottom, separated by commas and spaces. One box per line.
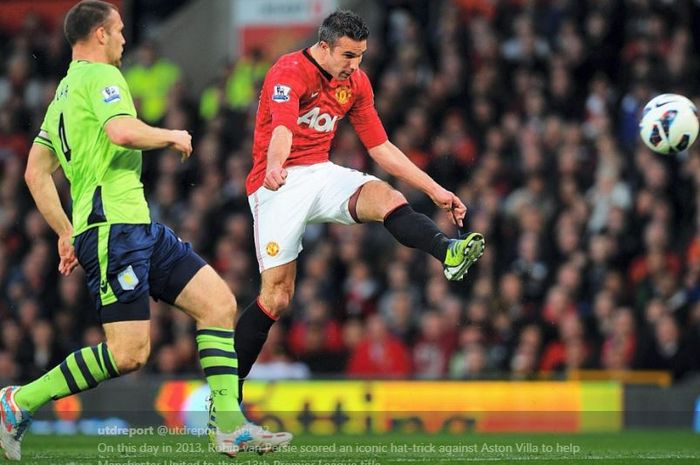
335, 86, 352, 104
266, 241, 280, 257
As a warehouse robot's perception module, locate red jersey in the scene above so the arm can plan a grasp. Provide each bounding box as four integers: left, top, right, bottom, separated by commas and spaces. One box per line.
246, 48, 388, 194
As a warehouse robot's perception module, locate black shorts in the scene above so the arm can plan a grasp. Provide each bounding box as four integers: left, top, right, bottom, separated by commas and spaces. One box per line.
74, 222, 206, 323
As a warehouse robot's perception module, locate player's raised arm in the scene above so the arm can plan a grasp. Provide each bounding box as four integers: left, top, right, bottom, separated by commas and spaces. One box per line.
104, 116, 192, 156
87, 60, 192, 156
347, 71, 466, 225
367, 141, 467, 226
24, 143, 78, 275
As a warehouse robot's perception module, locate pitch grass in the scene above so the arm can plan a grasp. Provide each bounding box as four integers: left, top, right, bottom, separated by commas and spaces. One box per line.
11, 431, 700, 464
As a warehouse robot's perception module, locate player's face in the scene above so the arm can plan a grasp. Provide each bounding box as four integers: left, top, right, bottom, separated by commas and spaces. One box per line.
103, 10, 126, 67
324, 37, 366, 80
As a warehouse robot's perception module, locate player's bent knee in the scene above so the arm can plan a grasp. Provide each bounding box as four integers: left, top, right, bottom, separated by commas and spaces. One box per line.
205, 286, 237, 312
176, 266, 238, 327
104, 320, 151, 374
112, 342, 151, 374
373, 187, 408, 219
203, 292, 237, 328
223, 290, 238, 312
385, 188, 407, 210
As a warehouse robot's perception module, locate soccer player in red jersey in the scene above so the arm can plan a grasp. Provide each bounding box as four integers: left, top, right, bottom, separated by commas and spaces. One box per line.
236, 10, 485, 397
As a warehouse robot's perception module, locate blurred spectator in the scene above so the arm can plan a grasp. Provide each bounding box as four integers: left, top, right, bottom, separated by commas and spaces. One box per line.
343, 261, 379, 318
449, 324, 489, 379
155, 345, 180, 374
601, 307, 637, 370
636, 313, 696, 379
248, 325, 310, 380
412, 311, 454, 378
511, 232, 549, 303
124, 42, 181, 123
540, 313, 592, 373
347, 314, 412, 378
587, 167, 632, 234
289, 300, 345, 373
224, 48, 269, 111
0, 351, 18, 380
381, 290, 419, 346
510, 324, 542, 379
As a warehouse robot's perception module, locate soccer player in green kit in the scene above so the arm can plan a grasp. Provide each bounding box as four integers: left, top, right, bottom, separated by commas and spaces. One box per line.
0, 1, 290, 460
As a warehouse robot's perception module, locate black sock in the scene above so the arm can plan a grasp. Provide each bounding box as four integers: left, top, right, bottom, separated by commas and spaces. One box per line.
234, 298, 276, 401
383, 204, 450, 262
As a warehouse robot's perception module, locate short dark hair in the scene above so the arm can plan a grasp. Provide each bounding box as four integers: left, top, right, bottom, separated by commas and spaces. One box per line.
64, 0, 117, 46
318, 10, 369, 47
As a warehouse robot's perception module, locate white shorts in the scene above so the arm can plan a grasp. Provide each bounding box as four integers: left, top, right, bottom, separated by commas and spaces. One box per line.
248, 162, 379, 272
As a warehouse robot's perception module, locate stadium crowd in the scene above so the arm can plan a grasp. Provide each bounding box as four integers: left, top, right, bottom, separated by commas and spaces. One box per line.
1, 0, 700, 384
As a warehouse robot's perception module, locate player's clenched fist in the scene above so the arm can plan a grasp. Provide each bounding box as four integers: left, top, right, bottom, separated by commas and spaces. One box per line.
170, 130, 192, 159
264, 166, 288, 191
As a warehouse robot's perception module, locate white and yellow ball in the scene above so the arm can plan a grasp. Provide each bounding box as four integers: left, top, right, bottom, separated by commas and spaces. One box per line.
639, 93, 698, 155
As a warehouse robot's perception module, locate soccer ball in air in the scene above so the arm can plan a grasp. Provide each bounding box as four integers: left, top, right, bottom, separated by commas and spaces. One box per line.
639, 93, 698, 155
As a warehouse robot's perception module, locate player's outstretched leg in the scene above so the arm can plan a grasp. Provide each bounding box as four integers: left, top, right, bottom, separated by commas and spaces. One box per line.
1, 340, 123, 461
173, 265, 292, 457
354, 182, 486, 281
384, 203, 485, 281
199, 328, 292, 456
234, 263, 294, 403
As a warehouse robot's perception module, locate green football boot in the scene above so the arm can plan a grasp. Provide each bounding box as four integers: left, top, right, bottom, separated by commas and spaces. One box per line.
443, 232, 485, 281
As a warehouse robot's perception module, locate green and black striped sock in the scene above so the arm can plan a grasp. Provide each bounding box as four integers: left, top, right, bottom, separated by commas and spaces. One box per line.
15, 342, 120, 413
196, 328, 246, 432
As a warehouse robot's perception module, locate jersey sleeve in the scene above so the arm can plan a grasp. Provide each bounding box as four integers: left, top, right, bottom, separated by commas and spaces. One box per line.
33, 111, 55, 152
266, 64, 307, 132
348, 72, 388, 149
88, 65, 137, 127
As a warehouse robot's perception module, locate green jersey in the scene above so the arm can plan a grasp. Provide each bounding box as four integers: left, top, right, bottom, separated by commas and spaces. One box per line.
34, 60, 150, 236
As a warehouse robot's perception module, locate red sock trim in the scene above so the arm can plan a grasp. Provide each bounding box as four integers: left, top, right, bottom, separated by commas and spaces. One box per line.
256, 297, 279, 321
